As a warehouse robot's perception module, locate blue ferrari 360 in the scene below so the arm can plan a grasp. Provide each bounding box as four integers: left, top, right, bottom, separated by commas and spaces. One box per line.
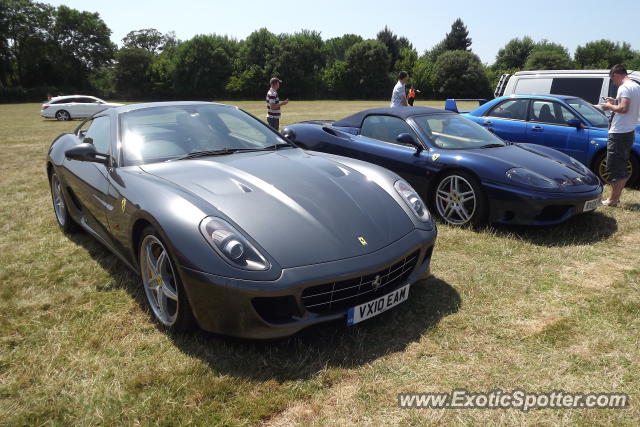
284, 107, 603, 226
447, 94, 640, 185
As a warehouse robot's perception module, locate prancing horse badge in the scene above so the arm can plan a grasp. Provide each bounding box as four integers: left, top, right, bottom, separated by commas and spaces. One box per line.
121, 198, 127, 213
358, 236, 368, 246
432, 153, 440, 162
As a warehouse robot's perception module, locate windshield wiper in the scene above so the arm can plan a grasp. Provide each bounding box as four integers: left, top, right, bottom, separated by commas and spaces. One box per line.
479, 143, 505, 149
260, 142, 294, 150
170, 148, 257, 161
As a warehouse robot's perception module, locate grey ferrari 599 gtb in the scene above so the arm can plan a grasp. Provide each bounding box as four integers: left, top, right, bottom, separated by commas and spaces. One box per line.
47, 102, 437, 338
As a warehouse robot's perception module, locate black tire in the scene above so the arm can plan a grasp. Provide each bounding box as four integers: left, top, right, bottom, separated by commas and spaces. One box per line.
593, 151, 639, 186
138, 226, 195, 332
50, 171, 78, 233
55, 110, 71, 121
431, 170, 488, 227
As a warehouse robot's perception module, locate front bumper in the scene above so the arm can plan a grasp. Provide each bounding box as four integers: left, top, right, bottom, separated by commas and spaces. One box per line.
178, 228, 436, 339
484, 181, 603, 225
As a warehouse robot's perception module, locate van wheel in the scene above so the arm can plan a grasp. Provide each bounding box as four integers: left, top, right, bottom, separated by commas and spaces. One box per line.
593, 151, 639, 186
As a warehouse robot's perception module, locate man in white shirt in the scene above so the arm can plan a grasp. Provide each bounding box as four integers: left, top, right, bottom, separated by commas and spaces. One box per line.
601, 64, 640, 206
390, 71, 409, 107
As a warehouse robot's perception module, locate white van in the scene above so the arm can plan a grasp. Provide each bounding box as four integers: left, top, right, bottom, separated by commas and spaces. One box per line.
494, 69, 640, 104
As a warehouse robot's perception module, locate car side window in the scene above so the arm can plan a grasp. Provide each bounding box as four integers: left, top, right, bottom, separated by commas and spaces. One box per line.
529, 101, 575, 125
83, 116, 111, 154
361, 115, 419, 145
486, 99, 528, 120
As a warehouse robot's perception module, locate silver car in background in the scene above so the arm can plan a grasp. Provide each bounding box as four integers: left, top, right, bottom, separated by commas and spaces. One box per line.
40, 95, 123, 121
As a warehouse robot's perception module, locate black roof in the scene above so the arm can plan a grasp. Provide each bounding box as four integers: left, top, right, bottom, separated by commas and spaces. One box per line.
333, 106, 453, 128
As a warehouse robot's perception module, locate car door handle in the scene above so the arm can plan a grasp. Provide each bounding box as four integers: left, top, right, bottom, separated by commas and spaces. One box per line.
483, 120, 493, 125
531, 126, 543, 132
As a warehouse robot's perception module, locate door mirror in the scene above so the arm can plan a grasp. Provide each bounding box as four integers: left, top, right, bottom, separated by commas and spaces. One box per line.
396, 133, 423, 153
282, 127, 296, 141
567, 118, 582, 128
65, 143, 109, 165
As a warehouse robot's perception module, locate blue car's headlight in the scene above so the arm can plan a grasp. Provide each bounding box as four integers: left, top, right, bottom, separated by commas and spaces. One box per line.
567, 157, 593, 176
506, 168, 557, 188
394, 180, 432, 223
200, 217, 270, 271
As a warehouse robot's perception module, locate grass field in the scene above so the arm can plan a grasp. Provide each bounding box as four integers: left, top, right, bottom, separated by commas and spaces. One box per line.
1, 100, 639, 425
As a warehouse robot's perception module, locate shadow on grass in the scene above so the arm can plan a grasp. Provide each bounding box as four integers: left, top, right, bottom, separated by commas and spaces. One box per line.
488, 211, 618, 247
623, 202, 640, 212
66, 231, 460, 381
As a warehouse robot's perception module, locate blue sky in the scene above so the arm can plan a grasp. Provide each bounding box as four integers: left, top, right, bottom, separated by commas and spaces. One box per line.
47, 0, 639, 64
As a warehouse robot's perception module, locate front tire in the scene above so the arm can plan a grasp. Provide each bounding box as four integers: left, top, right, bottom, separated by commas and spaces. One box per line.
593, 151, 639, 186
432, 171, 488, 226
50, 171, 78, 232
55, 110, 71, 121
139, 227, 195, 332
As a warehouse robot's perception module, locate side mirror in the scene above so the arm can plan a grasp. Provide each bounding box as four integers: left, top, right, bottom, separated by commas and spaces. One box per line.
65, 143, 109, 165
567, 118, 582, 128
282, 127, 296, 141
396, 133, 423, 153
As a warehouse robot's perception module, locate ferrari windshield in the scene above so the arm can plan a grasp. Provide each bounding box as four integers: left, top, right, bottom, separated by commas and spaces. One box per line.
413, 114, 506, 149
120, 104, 290, 165
565, 97, 609, 128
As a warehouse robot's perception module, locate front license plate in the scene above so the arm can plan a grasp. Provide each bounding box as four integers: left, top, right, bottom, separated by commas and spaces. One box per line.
583, 197, 600, 212
346, 284, 410, 326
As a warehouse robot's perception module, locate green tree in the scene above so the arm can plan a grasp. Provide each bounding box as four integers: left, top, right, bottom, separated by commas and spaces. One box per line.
114, 47, 154, 99
227, 28, 279, 98
411, 57, 434, 99
267, 30, 325, 98
323, 34, 362, 63
321, 60, 349, 98
444, 18, 472, 51
431, 50, 490, 98
494, 36, 535, 70
525, 41, 573, 70
574, 40, 636, 69
51, 5, 115, 87
122, 28, 171, 54
344, 40, 391, 99
424, 18, 472, 63
376, 26, 400, 71
174, 34, 237, 98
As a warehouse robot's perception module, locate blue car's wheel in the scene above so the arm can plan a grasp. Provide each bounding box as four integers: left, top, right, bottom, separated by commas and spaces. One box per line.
594, 151, 639, 186
139, 227, 194, 332
433, 171, 487, 226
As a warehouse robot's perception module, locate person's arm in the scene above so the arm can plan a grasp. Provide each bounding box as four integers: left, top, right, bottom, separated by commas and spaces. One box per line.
401, 94, 408, 106
269, 99, 289, 110
602, 97, 629, 114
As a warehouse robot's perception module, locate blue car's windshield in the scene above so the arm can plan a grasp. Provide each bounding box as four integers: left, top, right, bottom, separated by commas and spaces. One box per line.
413, 114, 506, 149
566, 98, 609, 128
120, 104, 290, 165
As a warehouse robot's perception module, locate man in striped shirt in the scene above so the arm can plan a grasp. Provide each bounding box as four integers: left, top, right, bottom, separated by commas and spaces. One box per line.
266, 77, 289, 130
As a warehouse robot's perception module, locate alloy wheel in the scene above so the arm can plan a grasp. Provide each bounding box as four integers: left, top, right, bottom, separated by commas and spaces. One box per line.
435, 175, 477, 225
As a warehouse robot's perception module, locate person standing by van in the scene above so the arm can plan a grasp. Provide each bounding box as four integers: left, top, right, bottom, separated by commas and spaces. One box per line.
600, 64, 640, 206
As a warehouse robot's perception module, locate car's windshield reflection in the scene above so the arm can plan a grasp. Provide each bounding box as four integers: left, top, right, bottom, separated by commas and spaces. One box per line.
413, 114, 506, 149
120, 104, 290, 165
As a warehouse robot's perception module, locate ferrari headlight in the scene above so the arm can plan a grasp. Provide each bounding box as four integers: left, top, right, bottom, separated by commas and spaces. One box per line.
506, 167, 557, 188
200, 217, 269, 271
394, 180, 431, 223
567, 157, 592, 176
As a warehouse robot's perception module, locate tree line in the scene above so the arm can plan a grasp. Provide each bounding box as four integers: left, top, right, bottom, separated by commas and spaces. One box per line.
2, 0, 640, 102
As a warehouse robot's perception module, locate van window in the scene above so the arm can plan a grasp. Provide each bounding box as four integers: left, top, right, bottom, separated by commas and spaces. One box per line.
514, 78, 552, 95
550, 78, 602, 104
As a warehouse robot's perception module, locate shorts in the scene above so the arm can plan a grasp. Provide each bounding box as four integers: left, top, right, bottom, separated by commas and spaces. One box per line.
606, 131, 634, 181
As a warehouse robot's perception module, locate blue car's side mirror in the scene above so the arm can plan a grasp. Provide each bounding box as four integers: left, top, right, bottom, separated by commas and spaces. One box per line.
567, 118, 582, 129
397, 133, 423, 153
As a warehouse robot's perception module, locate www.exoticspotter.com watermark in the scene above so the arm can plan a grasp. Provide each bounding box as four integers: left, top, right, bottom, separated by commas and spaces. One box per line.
398, 390, 629, 412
